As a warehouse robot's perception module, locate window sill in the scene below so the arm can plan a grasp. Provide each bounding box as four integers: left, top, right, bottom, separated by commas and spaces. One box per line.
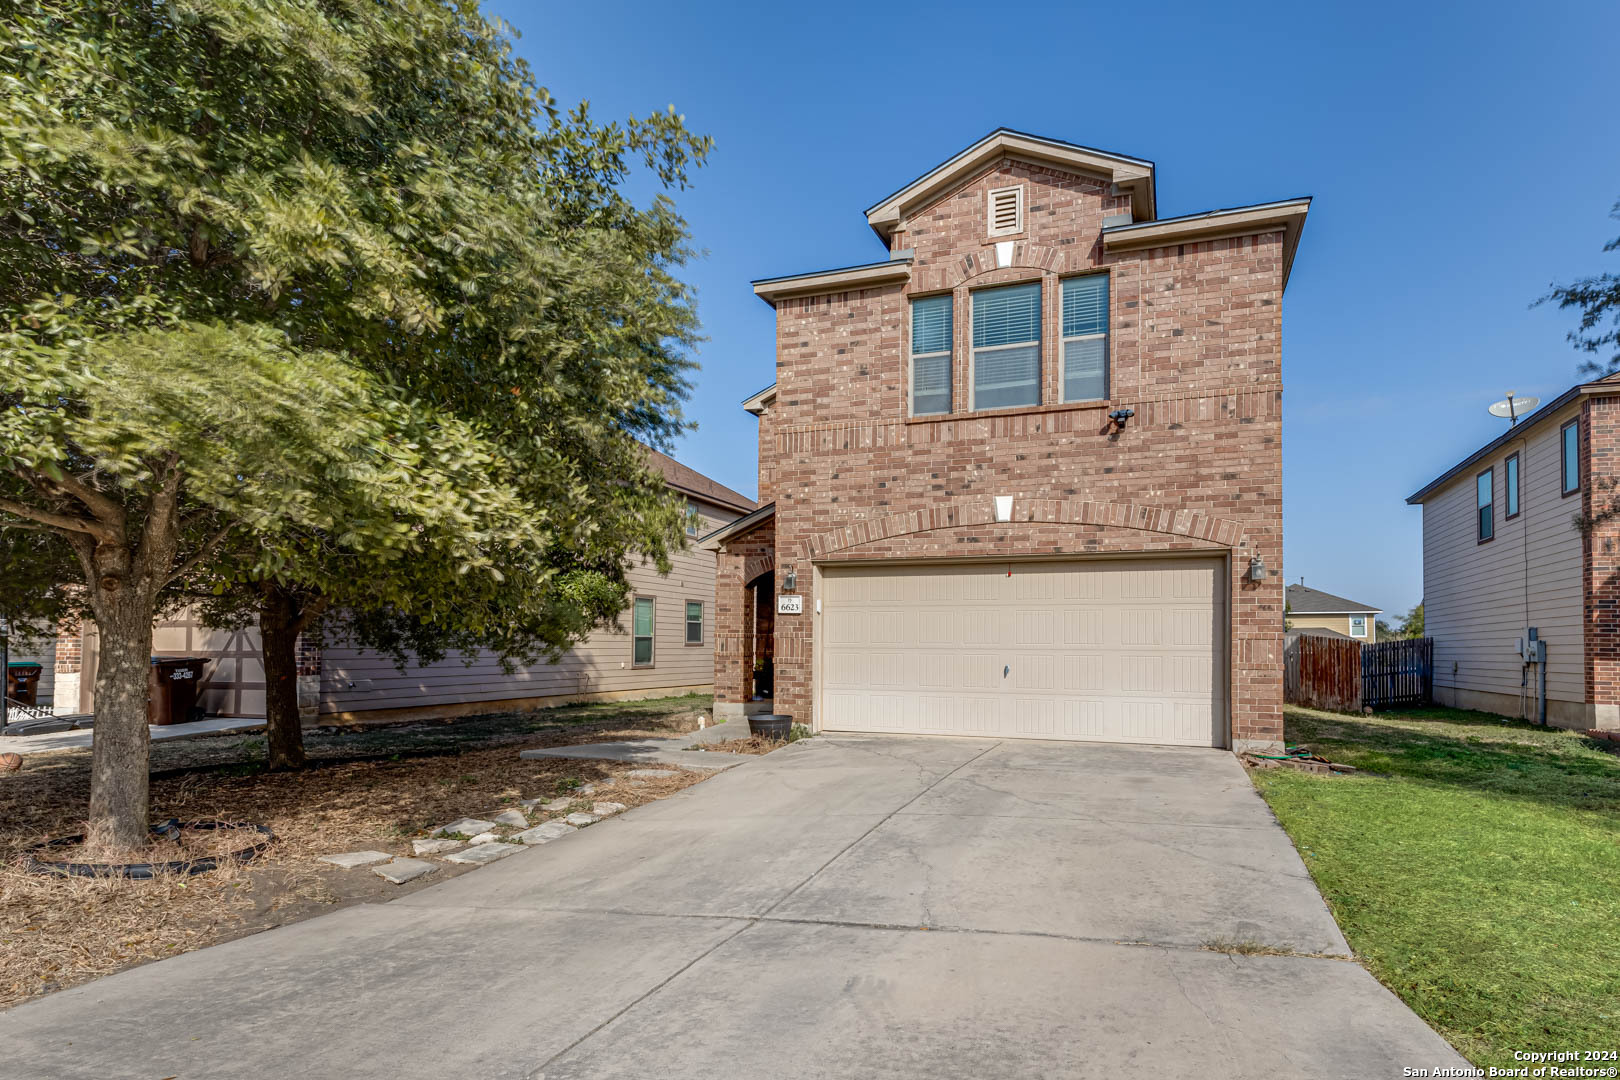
905, 399, 1110, 426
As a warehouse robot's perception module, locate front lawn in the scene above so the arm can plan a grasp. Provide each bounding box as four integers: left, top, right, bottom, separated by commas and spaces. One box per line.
1251, 706, 1620, 1069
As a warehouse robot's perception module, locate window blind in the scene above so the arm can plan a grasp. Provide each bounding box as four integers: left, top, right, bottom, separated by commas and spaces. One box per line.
912, 294, 953, 355
973, 283, 1041, 409
1062, 274, 1108, 402
911, 294, 953, 415
973, 283, 1041, 348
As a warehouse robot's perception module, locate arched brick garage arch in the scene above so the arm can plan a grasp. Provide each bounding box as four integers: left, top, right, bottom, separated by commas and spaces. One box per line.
795, 496, 1251, 562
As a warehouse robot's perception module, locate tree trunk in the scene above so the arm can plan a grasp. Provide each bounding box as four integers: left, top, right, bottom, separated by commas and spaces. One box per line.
259, 583, 306, 771
85, 577, 156, 852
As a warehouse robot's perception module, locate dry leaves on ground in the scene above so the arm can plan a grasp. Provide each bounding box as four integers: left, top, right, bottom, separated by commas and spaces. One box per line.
0, 702, 713, 1008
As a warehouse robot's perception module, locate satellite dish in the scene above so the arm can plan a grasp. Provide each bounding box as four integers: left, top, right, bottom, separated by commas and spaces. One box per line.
1488, 392, 1540, 426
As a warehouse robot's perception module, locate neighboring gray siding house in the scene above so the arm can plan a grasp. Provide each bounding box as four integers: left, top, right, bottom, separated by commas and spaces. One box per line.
64, 451, 754, 722
1407, 377, 1614, 730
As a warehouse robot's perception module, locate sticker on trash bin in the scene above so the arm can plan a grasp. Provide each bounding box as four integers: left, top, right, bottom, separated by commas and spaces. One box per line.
170, 669, 192, 679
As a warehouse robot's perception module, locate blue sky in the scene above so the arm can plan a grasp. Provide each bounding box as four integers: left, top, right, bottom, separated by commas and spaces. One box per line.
492, 0, 1620, 621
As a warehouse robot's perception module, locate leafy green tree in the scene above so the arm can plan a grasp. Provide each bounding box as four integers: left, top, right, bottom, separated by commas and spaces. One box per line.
1398, 602, 1424, 639
1, 0, 708, 844
1543, 200, 1620, 375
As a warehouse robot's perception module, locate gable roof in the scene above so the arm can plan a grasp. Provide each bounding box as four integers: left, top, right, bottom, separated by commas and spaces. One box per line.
863, 128, 1157, 242
1286, 584, 1380, 615
645, 448, 756, 515
1405, 373, 1620, 504
697, 502, 775, 551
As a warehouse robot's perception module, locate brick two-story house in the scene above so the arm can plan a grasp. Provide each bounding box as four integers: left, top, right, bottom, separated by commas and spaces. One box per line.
703, 130, 1308, 754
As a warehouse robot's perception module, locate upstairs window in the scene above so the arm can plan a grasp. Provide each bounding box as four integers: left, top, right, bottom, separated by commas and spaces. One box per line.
1349, 616, 1367, 638
972, 282, 1041, 411
685, 503, 704, 536
1562, 419, 1580, 495
1477, 468, 1494, 543
910, 294, 953, 416
1504, 453, 1520, 519
1061, 274, 1109, 402
987, 185, 1024, 236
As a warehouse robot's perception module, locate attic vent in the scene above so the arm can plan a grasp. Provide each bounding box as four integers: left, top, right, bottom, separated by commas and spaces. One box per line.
988, 185, 1024, 236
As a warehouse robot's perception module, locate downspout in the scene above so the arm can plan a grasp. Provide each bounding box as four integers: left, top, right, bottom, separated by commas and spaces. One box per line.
1539, 645, 1548, 726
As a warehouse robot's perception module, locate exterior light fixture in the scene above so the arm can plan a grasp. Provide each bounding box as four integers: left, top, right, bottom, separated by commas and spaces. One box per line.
1108, 408, 1135, 428
1248, 555, 1268, 582
783, 568, 797, 592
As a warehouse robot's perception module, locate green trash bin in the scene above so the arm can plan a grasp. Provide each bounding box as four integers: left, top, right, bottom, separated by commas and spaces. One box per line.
147, 656, 209, 726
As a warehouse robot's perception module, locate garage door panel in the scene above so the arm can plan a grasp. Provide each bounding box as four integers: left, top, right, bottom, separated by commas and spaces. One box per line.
820, 558, 1224, 748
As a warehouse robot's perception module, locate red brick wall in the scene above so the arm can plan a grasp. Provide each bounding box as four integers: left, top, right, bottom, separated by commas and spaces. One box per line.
757, 402, 777, 505
1582, 397, 1620, 719
713, 518, 776, 709
747, 157, 1288, 749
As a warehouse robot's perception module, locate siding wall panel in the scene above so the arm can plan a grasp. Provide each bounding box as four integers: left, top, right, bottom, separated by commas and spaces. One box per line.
318, 498, 741, 716
1422, 404, 1584, 711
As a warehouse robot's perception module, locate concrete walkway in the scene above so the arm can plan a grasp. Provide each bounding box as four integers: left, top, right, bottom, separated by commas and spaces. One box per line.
0, 734, 1468, 1078
1, 715, 264, 755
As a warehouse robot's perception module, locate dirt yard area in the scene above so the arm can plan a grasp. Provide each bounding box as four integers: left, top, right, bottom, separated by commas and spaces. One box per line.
0, 694, 715, 1008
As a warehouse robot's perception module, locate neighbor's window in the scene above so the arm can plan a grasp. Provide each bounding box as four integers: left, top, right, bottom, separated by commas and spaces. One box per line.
1061, 274, 1109, 402
685, 503, 704, 536
1477, 468, 1494, 542
685, 601, 704, 645
1505, 453, 1520, 519
1349, 616, 1367, 637
632, 597, 655, 666
910, 294, 953, 416
972, 282, 1041, 410
1562, 419, 1580, 495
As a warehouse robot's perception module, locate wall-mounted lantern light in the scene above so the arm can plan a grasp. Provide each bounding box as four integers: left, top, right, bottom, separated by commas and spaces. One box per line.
783, 568, 797, 592
1247, 555, 1268, 582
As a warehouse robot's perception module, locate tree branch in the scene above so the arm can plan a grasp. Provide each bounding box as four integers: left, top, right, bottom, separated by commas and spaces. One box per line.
41, 467, 125, 526
0, 496, 117, 539
290, 593, 330, 636
165, 521, 234, 588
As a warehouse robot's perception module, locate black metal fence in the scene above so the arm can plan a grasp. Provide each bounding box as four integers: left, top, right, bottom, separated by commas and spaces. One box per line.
1361, 637, 1433, 710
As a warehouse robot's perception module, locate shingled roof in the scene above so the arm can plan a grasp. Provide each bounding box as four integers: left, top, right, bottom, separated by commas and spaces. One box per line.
1285, 584, 1380, 615
645, 448, 756, 515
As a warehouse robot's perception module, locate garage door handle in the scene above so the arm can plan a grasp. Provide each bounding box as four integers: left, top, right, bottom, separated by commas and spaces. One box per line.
1004, 665, 1009, 678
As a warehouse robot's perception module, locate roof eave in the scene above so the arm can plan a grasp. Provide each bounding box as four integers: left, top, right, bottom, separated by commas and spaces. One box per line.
1102, 198, 1312, 292
864, 129, 1157, 242
1405, 380, 1620, 504
697, 502, 776, 551
751, 258, 913, 306
741, 382, 777, 415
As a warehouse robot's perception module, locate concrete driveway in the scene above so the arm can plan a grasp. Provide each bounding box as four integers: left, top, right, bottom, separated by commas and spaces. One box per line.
2, 734, 1467, 1078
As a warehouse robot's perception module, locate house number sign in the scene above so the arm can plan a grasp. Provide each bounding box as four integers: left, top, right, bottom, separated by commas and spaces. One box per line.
777, 595, 804, 615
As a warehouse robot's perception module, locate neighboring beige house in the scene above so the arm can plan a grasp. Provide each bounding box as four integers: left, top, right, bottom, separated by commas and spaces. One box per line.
58, 450, 754, 722
1407, 374, 1620, 731
1285, 584, 1380, 642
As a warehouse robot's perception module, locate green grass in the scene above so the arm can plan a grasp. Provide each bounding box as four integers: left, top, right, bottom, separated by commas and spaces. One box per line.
1250, 706, 1620, 1068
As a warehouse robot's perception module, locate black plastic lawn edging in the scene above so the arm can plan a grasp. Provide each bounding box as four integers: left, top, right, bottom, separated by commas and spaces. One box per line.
23, 818, 276, 879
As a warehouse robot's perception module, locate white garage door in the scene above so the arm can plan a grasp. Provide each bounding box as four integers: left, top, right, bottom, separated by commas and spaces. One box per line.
819, 558, 1225, 746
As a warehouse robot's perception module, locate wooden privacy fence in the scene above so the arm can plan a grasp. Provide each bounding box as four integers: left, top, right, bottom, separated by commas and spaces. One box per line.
1284, 634, 1434, 712
1284, 634, 1364, 711
1361, 637, 1433, 710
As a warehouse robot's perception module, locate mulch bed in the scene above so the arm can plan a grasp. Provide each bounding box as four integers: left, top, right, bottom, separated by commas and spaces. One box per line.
0, 703, 713, 1008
